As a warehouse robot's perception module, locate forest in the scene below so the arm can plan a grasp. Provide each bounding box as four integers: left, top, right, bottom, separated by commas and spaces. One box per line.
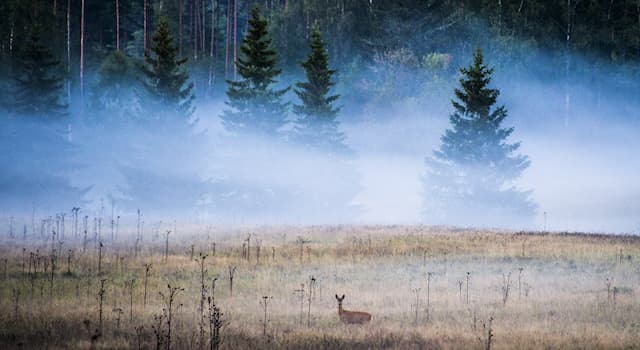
1, 0, 640, 230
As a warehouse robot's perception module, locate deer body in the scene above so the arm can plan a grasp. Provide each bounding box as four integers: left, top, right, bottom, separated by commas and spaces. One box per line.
335, 294, 371, 324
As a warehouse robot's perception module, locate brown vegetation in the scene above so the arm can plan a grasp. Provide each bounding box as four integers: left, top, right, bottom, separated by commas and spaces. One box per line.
0, 225, 639, 349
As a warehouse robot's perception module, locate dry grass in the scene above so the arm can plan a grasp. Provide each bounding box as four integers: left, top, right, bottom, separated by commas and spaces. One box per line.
0, 225, 639, 349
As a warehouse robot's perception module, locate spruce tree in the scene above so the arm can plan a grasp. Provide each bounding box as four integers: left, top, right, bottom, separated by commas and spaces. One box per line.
293, 25, 348, 153
221, 4, 289, 136
12, 26, 67, 117
2, 25, 83, 210
141, 16, 194, 121
119, 16, 206, 213
423, 49, 535, 226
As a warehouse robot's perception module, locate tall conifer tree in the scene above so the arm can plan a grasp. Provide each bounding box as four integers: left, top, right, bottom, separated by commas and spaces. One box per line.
13, 26, 67, 117
2, 24, 83, 211
221, 4, 289, 136
119, 16, 206, 214
141, 16, 194, 121
293, 25, 348, 153
423, 49, 535, 226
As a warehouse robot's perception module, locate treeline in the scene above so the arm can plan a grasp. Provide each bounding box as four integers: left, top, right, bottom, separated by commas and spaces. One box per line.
0, 0, 638, 224
2, 0, 640, 107
0, 2, 357, 221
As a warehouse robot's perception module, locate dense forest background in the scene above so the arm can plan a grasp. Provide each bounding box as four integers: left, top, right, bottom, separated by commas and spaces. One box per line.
2, 1, 640, 114
1, 0, 639, 231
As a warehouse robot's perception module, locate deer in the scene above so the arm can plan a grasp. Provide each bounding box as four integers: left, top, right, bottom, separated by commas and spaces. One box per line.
335, 294, 372, 324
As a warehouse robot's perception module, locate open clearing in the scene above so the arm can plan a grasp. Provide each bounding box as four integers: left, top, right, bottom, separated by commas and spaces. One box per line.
1, 225, 639, 349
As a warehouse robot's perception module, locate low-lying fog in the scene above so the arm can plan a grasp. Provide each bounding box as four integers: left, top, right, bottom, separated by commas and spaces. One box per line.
2, 48, 639, 234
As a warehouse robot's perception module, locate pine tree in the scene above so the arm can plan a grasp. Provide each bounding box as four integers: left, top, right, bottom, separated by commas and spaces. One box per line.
423, 49, 535, 226
141, 16, 194, 121
221, 4, 289, 136
293, 25, 348, 153
12, 26, 67, 117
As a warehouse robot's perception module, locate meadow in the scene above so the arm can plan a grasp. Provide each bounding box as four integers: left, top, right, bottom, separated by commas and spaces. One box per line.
0, 225, 639, 349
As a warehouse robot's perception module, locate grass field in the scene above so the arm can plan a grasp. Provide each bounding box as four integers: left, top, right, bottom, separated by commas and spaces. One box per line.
0, 225, 639, 349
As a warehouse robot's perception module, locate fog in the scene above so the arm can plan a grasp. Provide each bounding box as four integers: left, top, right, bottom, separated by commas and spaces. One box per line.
2, 36, 639, 235
340, 58, 640, 233
344, 105, 640, 233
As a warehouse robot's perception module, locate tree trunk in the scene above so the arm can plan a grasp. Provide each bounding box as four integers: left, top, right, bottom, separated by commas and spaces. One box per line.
80, 0, 85, 116
211, 0, 216, 59
202, 0, 206, 54
498, 0, 502, 35
67, 0, 71, 102
123, 0, 128, 50
9, 17, 14, 56
563, 0, 583, 127
179, 0, 183, 56
208, 0, 216, 92
195, 0, 200, 60
306, 5, 309, 39
99, 15, 104, 51
143, 0, 148, 52
116, 0, 120, 51
225, 0, 230, 79
607, 0, 615, 42
564, 0, 573, 128
637, 0, 640, 58
191, 0, 196, 60
233, 0, 237, 79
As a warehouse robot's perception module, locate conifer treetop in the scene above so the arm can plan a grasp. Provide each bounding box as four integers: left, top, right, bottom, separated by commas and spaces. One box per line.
292, 24, 348, 153
141, 16, 194, 120
294, 25, 340, 119
424, 48, 535, 225
236, 4, 282, 89
222, 4, 289, 136
436, 48, 526, 180
452, 49, 499, 117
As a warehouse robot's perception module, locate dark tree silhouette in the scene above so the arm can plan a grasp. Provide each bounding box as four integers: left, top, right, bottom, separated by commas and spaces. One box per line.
12, 26, 67, 118
293, 25, 348, 154
221, 4, 289, 136
423, 49, 535, 226
141, 16, 194, 122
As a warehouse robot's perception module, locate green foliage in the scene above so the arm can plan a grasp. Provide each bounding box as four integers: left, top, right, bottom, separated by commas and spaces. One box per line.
141, 16, 194, 122
98, 52, 136, 86
422, 53, 452, 72
293, 25, 347, 153
221, 4, 289, 136
91, 51, 141, 123
12, 26, 67, 118
424, 49, 535, 225
1, 1, 640, 115
364, 48, 423, 105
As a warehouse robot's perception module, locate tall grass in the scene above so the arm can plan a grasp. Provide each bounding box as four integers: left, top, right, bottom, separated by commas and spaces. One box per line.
0, 225, 639, 349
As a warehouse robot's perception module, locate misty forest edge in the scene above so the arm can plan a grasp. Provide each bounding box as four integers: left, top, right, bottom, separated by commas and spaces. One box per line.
1, 1, 639, 230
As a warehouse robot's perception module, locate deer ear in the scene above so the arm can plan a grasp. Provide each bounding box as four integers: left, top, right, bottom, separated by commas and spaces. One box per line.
341, 294, 345, 299
335, 294, 339, 300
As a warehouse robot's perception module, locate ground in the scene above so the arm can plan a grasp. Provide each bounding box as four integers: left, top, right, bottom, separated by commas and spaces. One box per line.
0, 225, 639, 349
